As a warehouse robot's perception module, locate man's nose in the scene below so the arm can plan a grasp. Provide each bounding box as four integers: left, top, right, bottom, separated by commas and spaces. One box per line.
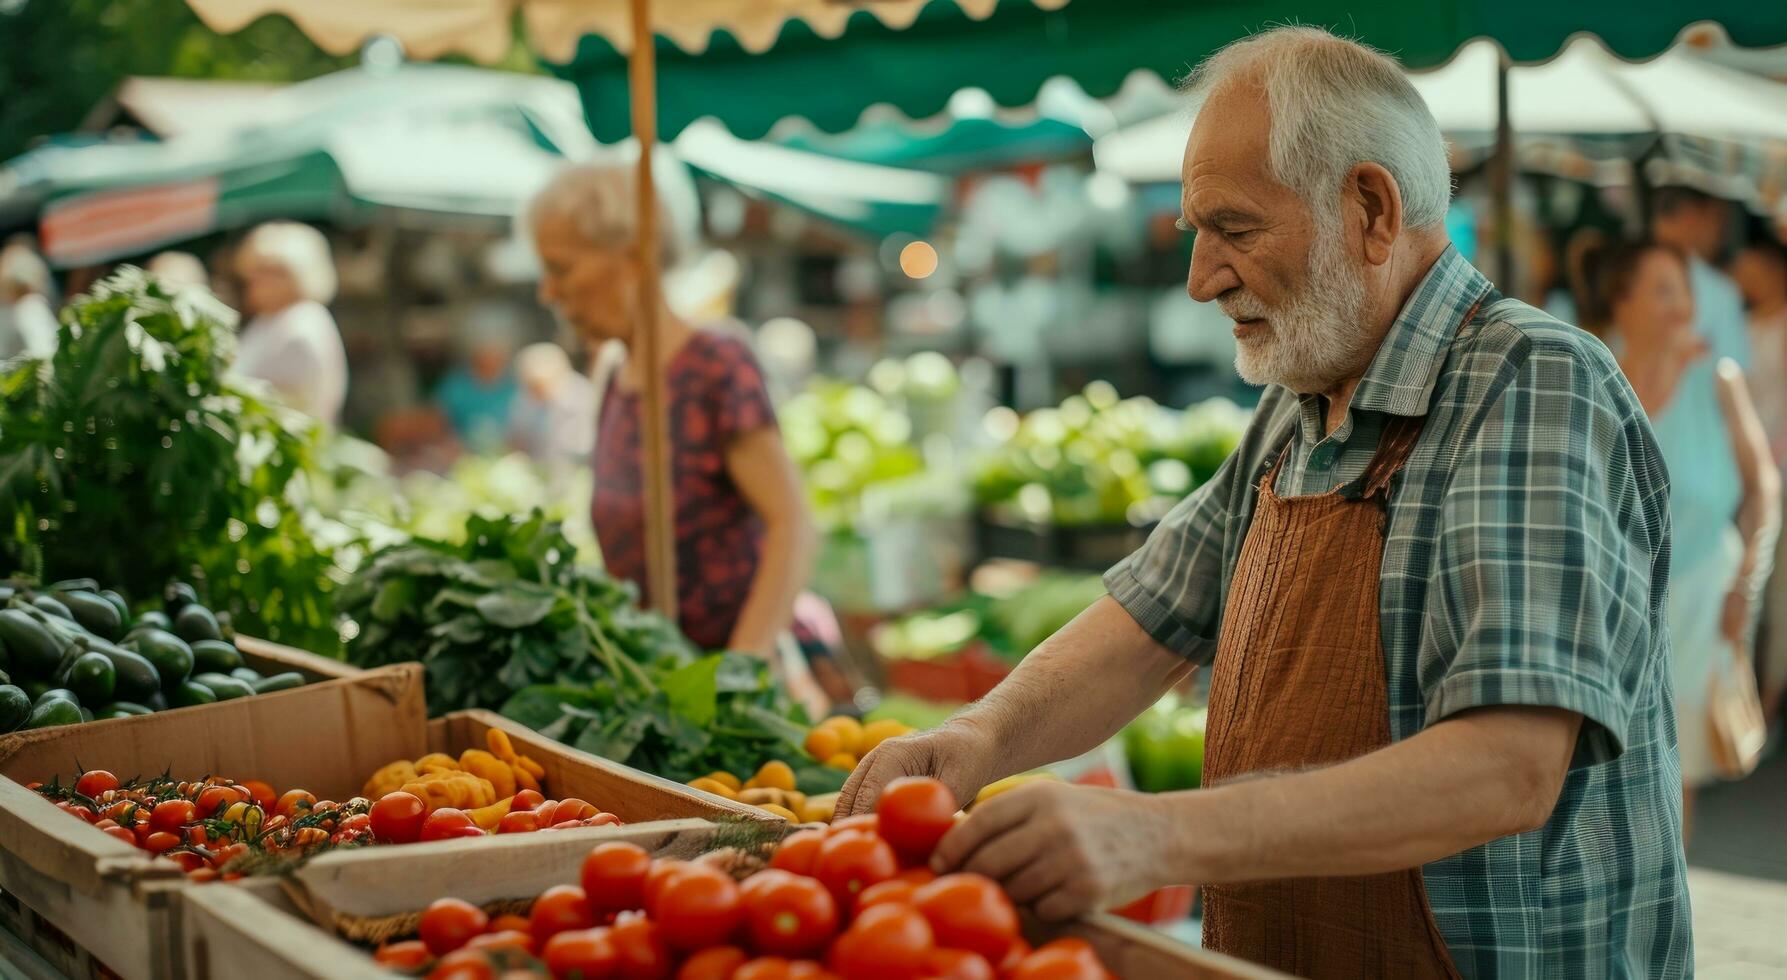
1187, 236, 1239, 303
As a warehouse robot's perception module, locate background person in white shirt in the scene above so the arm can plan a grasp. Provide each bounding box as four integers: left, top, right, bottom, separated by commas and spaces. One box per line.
0, 241, 60, 360
231, 222, 349, 426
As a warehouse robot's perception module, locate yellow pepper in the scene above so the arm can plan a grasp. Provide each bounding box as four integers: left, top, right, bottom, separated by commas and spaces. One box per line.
458, 749, 516, 800
486, 728, 547, 793
398, 771, 494, 812
466, 795, 515, 832
362, 760, 420, 799
413, 753, 461, 776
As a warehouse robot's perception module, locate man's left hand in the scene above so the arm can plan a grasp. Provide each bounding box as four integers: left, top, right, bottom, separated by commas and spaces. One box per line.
931, 781, 1177, 922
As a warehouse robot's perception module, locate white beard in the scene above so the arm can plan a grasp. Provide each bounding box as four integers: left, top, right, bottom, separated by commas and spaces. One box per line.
1221, 222, 1372, 394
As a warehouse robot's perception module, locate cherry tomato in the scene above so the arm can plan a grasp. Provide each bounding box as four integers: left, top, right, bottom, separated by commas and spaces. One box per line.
191, 785, 234, 819
827, 903, 934, 980
370, 791, 428, 844
489, 914, 532, 934
896, 868, 938, 888
876, 778, 957, 865
465, 930, 532, 954
811, 830, 898, 909
134, 824, 153, 846
920, 948, 995, 980
675, 945, 748, 980
769, 829, 826, 877
374, 939, 434, 970
583, 841, 652, 915
608, 915, 670, 980
426, 948, 496, 980
650, 863, 741, 951
511, 789, 545, 811
828, 814, 878, 836
143, 831, 181, 854
418, 898, 489, 956
542, 926, 616, 978
101, 800, 138, 823
1006, 939, 1107, 980
529, 885, 596, 946
911, 874, 1019, 963
332, 812, 370, 836
101, 825, 137, 846
497, 810, 540, 834
238, 780, 277, 812
642, 860, 690, 911
420, 808, 486, 841
148, 798, 195, 832
166, 851, 207, 873
274, 789, 316, 819
75, 770, 119, 798
856, 879, 920, 912
740, 869, 837, 958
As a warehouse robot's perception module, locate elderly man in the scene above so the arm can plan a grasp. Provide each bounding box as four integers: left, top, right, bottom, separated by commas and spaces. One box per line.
841, 27, 1688, 978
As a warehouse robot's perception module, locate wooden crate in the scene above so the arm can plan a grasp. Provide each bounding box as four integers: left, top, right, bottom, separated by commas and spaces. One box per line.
183, 819, 1284, 979
0, 666, 769, 979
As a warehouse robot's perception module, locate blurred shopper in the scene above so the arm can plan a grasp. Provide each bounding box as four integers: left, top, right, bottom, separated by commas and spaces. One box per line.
1731, 236, 1787, 722
0, 241, 59, 359
1587, 241, 1779, 830
1650, 185, 1751, 368
434, 304, 520, 454
232, 222, 349, 426
508, 341, 595, 462
146, 251, 210, 292
527, 161, 825, 712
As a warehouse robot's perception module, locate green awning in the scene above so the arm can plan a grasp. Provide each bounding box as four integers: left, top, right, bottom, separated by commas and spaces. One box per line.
559, 0, 1787, 144
778, 116, 1091, 174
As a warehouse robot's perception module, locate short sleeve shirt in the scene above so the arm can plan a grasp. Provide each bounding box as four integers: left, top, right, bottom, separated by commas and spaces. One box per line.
1105, 247, 1691, 978
591, 331, 776, 650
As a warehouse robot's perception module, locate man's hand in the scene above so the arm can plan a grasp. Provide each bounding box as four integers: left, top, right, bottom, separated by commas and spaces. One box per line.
837, 722, 995, 817
932, 782, 1175, 922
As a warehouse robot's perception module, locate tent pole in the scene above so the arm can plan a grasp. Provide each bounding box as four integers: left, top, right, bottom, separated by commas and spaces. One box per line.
629, 0, 677, 619
1492, 49, 1515, 289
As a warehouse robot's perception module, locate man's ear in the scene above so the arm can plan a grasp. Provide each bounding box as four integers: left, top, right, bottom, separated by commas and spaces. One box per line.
1350, 162, 1404, 266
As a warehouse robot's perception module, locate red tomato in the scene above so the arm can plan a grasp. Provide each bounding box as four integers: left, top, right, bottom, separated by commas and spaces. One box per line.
511, 789, 545, 811
370, 792, 428, 844
608, 915, 671, 980
642, 860, 690, 910
336, 813, 372, 836
740, 869, 838, 958
239, 780, 277, 812
529, 885, 596, 946
553, 820, 585, 831
74, 770, 119, 798
582, 841, 652, 915
876, 778, 957, 865
166, 851, 206, 873
540, 926, 615, 978
896, 868, 938, 888
856, 879, 920, 912
828, 903, 934, 980
733, 958, 801, 980
421, 808, 485, 842
828, 814, 878, 836
1005, 939, 1108, 980
194, 785, 243, 819
465, 930, 532, 955
186, 867, 220, 884
911, 874, 1019, 963
143, 831, 181, 854
769, 828, 826, 876
426, 949, 496, 980
812, 830, 899, 909
101, 825, 137, 846
274, 789, 316, 819
419, 898, 490, 956
919, 948, 994, 980
489, 914, 532, 934
373, 939, 434, 970
675, 945, 747, 980
498, 810, 541, 834
650, 863, 741, 950
149, 799, 196, 833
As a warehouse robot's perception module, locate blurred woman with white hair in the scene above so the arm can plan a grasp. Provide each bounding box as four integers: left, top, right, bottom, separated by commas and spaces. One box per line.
0, 240, 59, 360
232, 221, 349, 425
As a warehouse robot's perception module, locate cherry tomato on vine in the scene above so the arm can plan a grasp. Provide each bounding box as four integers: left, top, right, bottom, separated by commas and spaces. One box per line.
582, 842, 651, 915
74, 770, 118, 798
419, 898, 488, 956
369, 791, 427, 844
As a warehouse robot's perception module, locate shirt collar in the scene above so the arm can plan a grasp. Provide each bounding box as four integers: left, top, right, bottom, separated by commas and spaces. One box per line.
1347, 244, 1494, 418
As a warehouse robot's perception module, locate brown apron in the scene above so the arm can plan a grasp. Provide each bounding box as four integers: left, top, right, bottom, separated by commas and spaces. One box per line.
1199, 410, 1461, 980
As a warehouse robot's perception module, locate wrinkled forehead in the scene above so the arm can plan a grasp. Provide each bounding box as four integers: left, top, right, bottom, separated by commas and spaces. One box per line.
1179, 79, 1297, 220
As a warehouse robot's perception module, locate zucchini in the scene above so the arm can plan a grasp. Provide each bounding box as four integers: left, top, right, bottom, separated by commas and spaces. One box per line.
59, 591, 123, 641
81, 640, 161, 702
0, 609, 64, 678
190, 639, 243, 674
131, 629, 193, 689
173, 604, 222, 644
191, 672, 253, 701
26, 698, 82, 729
0, 685, 30, 731
169, 680, 217, 708
59, 651, 115, 705
251, 672, 303, 695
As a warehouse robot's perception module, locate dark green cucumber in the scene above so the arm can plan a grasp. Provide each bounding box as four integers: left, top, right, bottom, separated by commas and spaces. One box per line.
229, 667, 262, 684
130, 629, 193, 689
0, 685, 29, 731
163, 582, 199, 613
133, 610, 172, 633
36, 688, 78, 705
251, 672, 303, 695
169, 680, 217, 708
48, 578, 99, 594
191, 672, 253, 701
59, 591, 123, 641
0, 609, 63, 679
173, 604, 222, 644
32, 596, 74, 622
98, 590, 131, 626
80, 640, 160, 702
58, 651, 115, 704
26, 697, 81, 729
190, 640, 244, 674
96, 701, 153, 718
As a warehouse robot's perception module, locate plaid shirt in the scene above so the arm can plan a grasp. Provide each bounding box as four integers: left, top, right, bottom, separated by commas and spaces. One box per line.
1106, 247, 1691, 978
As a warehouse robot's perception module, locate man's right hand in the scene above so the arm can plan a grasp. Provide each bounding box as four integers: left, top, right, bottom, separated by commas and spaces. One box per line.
837, 721, 996, 816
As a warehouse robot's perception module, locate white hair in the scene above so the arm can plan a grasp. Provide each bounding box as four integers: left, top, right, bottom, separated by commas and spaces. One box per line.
526, 160, 687, 268
0, 242, 51, 296
146, 251, 209, 291
240, 222, 337, 304
1185, 26, 1452, 231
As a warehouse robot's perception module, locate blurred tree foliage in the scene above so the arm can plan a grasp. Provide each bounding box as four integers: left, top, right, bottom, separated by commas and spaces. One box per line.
0, 0, 538, 161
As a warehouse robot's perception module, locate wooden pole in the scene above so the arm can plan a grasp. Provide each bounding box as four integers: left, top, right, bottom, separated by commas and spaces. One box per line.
1491, 50, 1515, 289
629, 0, 677, 618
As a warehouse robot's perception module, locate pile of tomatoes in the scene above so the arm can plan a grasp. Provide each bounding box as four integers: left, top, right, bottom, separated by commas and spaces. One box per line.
31, 769, 371, 881
366, 788, 622, 844
374, 777, 1114, 979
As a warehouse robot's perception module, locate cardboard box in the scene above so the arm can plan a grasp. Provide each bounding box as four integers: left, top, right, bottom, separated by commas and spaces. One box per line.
182, 819, 1286, 980
0, 665, 769, 979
